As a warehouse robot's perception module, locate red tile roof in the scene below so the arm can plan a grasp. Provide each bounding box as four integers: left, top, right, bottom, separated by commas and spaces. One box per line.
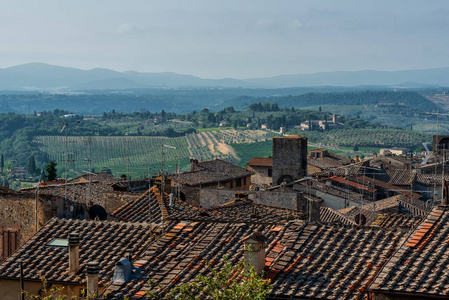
106, 220, 406, 299
112, 188, 306, 225
371, 206, 449, 297
320, 206, 357, 225
329, 175, 377, 193
0, 218, 158, 285
246, 157, 273, 167
173, 159, 253, 186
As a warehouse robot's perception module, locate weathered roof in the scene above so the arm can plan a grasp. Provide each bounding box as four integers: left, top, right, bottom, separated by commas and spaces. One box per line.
273, 134, 305, 139
173, 159, 253, 186
329, 175, 377, 193
0, 218, 157, 285
19, 172, 124, 207
416, 173, 449, 186
308, 149, 352, 170
295, 178, 369, 203
112, 188, 306, 225
111, 188, 203, 223
310, 162, 364, 178
338, 195, 429, 225
206, 200, 306, 224
371, 206, 449, 297
320, 206, 357, 225
353, 175, 422, 200
370, 213, 422, 230
105, 220, 406, 299
385, 169, 417, 186
246, 157, 273, 167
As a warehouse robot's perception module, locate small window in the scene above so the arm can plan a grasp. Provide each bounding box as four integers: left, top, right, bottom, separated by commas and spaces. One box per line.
243, 177, 247, 185
48, 238, 69, 247
230, 181, 233, 188
268, 169, 272, 177
236, 178, 242, 187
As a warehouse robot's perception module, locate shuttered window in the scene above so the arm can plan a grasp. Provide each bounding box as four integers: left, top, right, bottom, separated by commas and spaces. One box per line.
1, 229, 19, 260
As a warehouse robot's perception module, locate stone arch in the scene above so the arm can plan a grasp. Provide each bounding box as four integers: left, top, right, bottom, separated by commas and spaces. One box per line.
277, 175, 293, 185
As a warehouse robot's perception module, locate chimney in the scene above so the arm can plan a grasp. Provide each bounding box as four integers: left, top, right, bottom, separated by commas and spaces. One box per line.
332, 114, 336, 124
190, 159, 199, 171
169, 193, 174, 207
355, 155, 359, 162
113, 258, 132, 283
373, 152, 377, 158
68, 233, 80, 276
126, 247, 134, 264
87, 261, 99, 297
241, 232, 267, 274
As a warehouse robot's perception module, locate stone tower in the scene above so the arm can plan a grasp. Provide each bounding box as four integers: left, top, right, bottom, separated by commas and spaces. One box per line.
272, 134, 307, 185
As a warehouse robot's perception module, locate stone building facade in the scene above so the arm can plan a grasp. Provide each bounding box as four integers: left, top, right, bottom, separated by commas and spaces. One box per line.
0, 188, 64, 260
272, 135, 307, 185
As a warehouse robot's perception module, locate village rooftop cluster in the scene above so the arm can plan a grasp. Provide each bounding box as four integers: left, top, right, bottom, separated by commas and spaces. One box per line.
2, 134, 449, 299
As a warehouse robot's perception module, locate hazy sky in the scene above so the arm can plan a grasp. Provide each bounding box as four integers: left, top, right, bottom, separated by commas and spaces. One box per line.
1, 0, 448, 78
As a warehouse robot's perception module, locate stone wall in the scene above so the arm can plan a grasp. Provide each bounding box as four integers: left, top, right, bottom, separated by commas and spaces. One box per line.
249, 191, 299, 210
247, 165, 272, 186
0, 192, 63, 260
180, 187, 201, 207
197, 188, 310, 212
198, 189, 239, 209
103, 192, 140, 215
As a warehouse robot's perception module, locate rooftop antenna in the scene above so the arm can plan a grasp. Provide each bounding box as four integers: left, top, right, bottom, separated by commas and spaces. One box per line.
84, 136, 93, 209
60, 116, 69, 214
160, 144, 177, 234
421, 143, 432, 166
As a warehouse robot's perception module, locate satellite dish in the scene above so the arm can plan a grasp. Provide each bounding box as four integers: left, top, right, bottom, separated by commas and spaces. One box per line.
355, 214, 367, 225
89, 205, 107, 220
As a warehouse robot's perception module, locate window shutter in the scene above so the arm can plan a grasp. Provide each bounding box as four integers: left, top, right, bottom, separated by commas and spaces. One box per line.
1, 229, 19, 259
2, 230, 8, 259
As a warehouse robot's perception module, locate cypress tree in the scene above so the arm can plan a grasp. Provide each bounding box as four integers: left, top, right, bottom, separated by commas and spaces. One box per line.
45, 161, 58, 181
28, 155, 36, 175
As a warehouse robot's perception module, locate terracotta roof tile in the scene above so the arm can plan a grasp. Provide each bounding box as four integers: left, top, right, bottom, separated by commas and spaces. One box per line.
0, 218, 158, 285
112, 188, 305, 225
371, 206, 449, 297
172, 159, 253, 186
105, 220, 406, 299
246, 157, 273, 167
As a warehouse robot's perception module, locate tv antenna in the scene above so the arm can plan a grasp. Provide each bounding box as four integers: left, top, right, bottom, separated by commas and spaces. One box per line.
60, 116, 69, 211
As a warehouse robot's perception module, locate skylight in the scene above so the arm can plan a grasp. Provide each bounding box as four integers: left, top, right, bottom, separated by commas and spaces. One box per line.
48, 238, 69, 247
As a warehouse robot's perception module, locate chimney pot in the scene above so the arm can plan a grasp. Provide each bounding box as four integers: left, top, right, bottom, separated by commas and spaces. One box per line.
87, 261, 99, 276
87, 261, 99, 297
241, 231, 267, 274
125, 250, 133, 264
68, 232, 80, 276
68, 232, 80, 246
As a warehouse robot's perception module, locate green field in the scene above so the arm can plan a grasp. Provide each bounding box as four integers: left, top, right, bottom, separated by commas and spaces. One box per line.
232, 140, 273, 167
34, 129, 276, 178
35, 135, 190, 179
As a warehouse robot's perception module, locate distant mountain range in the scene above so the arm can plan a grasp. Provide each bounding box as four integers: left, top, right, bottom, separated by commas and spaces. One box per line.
1, 63, 449, 90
